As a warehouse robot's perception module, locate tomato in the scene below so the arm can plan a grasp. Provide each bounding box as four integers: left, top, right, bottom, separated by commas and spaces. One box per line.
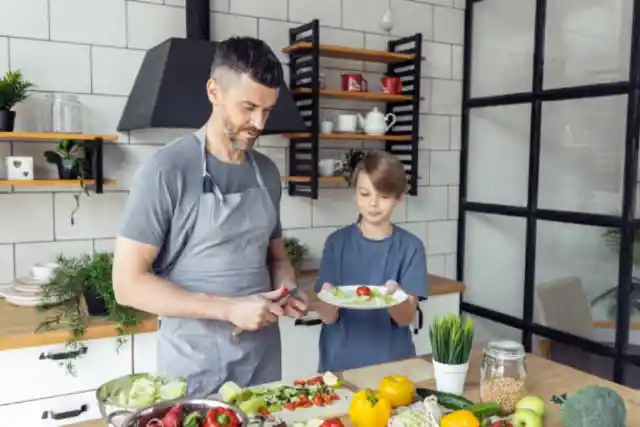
320, 419, 345, 427
284, 402, 296, 410
356, 286, 371, 297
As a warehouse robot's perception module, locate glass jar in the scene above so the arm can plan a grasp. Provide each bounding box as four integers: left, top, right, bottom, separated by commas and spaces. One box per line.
480, 340, 527, 414
51, 94, 82, 133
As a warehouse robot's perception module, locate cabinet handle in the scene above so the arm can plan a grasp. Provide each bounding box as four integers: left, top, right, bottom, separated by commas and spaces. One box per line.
42, 404, 88, 420
413, 306, 424, 335
295, 318, 322, 326
39, 345, 88, 360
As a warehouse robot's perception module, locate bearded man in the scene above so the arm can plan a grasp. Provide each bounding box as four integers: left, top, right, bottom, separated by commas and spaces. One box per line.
112, 36, 308, 397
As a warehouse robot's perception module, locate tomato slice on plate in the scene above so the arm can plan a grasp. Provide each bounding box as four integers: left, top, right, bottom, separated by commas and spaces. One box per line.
356, 286, 372, 297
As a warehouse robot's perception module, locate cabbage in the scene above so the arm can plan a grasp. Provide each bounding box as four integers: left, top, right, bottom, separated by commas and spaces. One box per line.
99, 374, 188, 409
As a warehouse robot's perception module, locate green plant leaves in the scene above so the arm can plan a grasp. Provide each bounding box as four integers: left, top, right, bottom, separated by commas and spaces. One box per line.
0, 70, 35, 110
429, 313, 474, 365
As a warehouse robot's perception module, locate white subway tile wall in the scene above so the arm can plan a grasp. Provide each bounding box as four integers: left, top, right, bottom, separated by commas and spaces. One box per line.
0, 0, 463, 281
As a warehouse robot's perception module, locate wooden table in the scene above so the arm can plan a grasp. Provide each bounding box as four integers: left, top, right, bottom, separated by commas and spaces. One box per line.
70, 346, 640, 427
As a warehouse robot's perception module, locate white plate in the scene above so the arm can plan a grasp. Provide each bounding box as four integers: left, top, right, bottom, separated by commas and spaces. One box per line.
0, 286, 68, 307
317, 285, 408, 310
15, 275, 51, 287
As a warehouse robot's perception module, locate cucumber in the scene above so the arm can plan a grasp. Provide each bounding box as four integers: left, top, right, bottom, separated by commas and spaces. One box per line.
468, 402, 500, 418
415, 388, 474, 411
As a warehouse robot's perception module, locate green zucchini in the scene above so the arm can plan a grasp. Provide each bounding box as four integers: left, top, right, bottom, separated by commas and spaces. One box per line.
415, 388, 474, 411
468, 402, 500, 418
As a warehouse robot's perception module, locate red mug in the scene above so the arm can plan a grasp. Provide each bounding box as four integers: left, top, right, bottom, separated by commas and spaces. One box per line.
341, 73, 368, 92
381, 76, 402, 95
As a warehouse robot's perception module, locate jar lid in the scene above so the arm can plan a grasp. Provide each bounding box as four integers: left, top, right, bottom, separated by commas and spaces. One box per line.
484, 340, 525, 360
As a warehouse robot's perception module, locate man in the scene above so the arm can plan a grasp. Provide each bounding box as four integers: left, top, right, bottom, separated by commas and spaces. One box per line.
112, 36, 308, 397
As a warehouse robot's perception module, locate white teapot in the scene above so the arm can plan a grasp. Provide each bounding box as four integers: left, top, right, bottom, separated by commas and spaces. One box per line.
357, 107, 396, 135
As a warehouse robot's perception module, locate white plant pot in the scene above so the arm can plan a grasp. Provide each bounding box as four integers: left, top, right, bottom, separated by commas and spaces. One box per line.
432, 360, 469, 395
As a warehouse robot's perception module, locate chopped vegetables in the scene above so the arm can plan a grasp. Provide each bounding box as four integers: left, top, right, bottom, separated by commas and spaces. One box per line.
99, 374, 188, 409
139, 404, 240, 427
328, 287, 395, 307
218, 374, 342, 417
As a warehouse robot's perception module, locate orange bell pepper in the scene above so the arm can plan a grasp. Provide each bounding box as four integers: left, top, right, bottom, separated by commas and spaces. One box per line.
378, 375, 415, 408
348, 389, 392, 427
440, 410, 480, 427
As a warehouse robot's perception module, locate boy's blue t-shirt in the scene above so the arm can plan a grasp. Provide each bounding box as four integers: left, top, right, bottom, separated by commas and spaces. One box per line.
316, 223, 428, 373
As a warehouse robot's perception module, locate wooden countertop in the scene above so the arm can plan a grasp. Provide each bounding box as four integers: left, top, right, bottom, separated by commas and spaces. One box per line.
70, 345, 640, 427
0, 272, 464, 351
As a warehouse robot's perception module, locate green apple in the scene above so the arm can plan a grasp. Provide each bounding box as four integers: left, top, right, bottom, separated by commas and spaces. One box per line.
512, 409, 543, 427
516, 395, 546, 417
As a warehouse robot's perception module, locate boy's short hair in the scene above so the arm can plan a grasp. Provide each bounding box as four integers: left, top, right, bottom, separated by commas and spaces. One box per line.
351, 150, 407, 198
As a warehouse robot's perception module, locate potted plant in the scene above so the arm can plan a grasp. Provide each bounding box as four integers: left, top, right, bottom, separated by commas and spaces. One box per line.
594, 228, 640, 319
0, 70, 35, 131
36, 252, 141, 374
44, 139, 92, 225
429, 313, 474, 394
284, 237, 309, 274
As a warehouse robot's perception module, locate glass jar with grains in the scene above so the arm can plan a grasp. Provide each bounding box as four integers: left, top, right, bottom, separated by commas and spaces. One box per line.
479, 340, 527, 414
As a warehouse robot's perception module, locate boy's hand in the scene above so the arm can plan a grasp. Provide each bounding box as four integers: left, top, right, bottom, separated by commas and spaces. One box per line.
317, 282, 340, 324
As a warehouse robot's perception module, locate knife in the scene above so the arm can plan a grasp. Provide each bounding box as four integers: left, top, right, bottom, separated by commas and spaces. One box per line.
232, 279, 316, 337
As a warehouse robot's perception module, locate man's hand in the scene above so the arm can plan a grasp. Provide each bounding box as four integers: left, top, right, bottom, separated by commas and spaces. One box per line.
282, 285, 309, 318
227, 288, 286, 331
316, 283, 340, 324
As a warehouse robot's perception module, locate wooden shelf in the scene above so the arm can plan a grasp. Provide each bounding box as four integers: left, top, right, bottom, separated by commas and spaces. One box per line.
281, 175, 417, 183
0, 178, 117, 187
294, 88, 416, 103
282, 42, 420, 64
0, 132, 117, 142
283, 132, 415, 142
281, 176, 347, 183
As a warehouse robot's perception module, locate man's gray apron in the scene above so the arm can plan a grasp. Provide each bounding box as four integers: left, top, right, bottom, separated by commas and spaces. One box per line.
155, 128, 282, 397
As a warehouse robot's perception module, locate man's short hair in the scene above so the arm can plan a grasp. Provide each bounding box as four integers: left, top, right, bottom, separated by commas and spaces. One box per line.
211, 36, 283, 89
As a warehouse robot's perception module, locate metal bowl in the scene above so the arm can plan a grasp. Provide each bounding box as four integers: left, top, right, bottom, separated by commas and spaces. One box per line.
107, 398, 249, 427
96, 373, 188, 419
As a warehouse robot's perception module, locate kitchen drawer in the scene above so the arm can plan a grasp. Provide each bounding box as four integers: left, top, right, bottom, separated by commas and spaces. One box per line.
0, 337, 132, 405
0, 390, 101, 426
133, 332, 158, 374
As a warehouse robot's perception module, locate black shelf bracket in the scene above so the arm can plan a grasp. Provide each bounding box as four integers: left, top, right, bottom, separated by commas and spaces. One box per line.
91, 137, 104, 194
287, 19, 320, 199
284, 20, 422, 198
386, 34, 422, 196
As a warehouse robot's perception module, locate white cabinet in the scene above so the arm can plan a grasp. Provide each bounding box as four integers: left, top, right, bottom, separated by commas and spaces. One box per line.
0, 390, 101, 426
133, 332, 158, 374
412, 293, 461, 356
279, 315, 322, 380
0, 337, 132, 405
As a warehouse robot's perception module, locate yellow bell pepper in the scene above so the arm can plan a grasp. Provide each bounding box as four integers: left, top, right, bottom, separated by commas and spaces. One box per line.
378, 375, 415, 408
440, 410, 480, 427
348, 389, 392, 427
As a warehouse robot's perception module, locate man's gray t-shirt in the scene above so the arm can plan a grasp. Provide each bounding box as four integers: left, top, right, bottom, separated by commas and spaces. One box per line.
118, 130, 282, 274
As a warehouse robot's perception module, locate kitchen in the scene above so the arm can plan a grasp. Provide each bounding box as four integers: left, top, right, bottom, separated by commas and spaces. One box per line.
1, 0, 639, 426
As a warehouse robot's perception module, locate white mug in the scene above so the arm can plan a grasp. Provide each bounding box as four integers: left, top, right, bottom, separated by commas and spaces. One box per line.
30, 262, 60, 281
337, 114, 358, 133
319, 159, 344, 177
320, 120, 334, 134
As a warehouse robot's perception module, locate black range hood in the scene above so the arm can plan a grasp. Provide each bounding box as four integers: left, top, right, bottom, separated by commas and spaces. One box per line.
117, 0, 307, 134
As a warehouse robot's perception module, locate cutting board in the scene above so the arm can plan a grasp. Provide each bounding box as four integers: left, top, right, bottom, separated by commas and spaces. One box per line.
341, 358, 434, 390
213, 379, 354, 423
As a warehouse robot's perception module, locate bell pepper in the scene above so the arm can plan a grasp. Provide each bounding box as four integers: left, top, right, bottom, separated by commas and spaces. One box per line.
377, 375, 415, 408
440, 409, 480, 427
348, 389, 392, 427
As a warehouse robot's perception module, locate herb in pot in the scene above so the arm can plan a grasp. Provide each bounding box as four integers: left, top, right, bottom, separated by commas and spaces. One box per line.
36, 252, 142, 374
284, 237, 308, 273
0, 70, 35, 131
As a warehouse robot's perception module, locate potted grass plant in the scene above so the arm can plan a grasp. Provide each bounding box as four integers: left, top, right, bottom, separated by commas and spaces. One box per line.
429, 313, 474, 394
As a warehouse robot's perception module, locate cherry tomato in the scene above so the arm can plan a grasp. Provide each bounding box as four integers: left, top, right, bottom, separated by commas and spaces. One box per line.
320, 419, 345, 427
356, 286, 371, 297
